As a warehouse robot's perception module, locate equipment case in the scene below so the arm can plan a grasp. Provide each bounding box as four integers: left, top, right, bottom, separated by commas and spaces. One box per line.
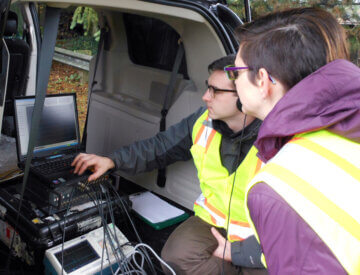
0, 179, 130, 270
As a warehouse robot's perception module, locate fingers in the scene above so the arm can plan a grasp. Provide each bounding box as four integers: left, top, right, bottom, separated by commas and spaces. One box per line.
71, 153, 88, 172
211, 227, 223, 259
211, 227, 224, 244
87, 158, 114, 181
79, 159, 96, 175
211, 227, 232, 262
71, 153, 115, 181
88, 169, 105, 182
72, 153, 95, 174
71, 153, 83, 166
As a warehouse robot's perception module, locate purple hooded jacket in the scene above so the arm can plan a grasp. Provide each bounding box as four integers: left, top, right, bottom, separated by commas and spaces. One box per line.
248, 59, 360, 274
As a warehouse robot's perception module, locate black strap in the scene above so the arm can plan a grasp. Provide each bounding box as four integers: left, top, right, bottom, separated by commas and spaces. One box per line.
21, 7, 60, 204
157, 41, 184, 187
6, 7, 60, 268
81, 25, 108, 149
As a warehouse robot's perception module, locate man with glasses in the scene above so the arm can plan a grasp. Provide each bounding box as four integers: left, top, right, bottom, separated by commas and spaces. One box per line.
72, 55, 265, 274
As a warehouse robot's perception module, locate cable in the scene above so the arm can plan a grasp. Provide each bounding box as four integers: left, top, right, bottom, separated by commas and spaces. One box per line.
103, 184, 148, 274
103, 186, 132, 274
104, 181, 157, 274
221, 115, 247, 275
100, 189, 129, 275
88, 185, 120, 275
105, 181, 143, 243
103, 181, 158, 274
96, 186, 110, 275
131, 251, 146, 273
61, 185, 77, 275
135, 243, 176, 275
92, 183, 135, 275
54, 178, 163, 275
135, 245, 156, 275
114, 243, 176, 275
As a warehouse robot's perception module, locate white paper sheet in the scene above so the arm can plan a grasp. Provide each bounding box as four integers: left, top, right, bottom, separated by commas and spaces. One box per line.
129, 191, 185, 224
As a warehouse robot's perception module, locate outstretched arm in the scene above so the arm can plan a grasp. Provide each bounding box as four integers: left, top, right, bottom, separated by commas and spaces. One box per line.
72, 107, 206, 180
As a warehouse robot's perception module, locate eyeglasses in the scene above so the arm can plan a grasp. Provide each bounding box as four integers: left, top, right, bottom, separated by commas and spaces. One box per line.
205, 80, 237, 98
224, 65, 249, 81
224, 65, 276, 84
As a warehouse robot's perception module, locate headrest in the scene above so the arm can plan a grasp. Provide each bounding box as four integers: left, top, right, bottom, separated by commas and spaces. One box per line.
4, 11, 18, 36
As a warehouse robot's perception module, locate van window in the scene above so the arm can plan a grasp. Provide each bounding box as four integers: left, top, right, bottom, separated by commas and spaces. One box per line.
9, 3, 25, 39
36, 6, 99, 139
123, 13, 188, 77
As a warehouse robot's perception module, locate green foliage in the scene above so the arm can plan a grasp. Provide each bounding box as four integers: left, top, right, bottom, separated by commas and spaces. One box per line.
228, 0, 360, 65
345, 25, 360, 64
55, 78, 62, 84
56, 36, 98, 56
71, 7, 100, 41
69, 73, 81, 82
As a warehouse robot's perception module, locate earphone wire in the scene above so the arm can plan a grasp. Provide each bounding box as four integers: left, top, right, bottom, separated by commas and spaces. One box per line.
221, 114, 247, 275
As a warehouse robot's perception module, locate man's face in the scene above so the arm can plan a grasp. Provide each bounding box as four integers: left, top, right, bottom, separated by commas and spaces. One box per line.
202, 70, 239, 121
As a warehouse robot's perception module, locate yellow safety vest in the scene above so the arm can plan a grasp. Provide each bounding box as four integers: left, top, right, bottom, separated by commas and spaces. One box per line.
245, 130, 360, 274
190, 110, 262, 241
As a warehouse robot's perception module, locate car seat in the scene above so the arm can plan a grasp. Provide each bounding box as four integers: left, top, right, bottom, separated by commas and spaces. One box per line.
2, 10, 30, 137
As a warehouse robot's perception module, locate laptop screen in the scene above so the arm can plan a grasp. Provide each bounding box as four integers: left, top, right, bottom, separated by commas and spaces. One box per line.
14, 93, 80, 161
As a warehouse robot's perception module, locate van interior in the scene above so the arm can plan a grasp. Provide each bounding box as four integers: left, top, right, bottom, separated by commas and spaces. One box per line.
0, 0, 240, 273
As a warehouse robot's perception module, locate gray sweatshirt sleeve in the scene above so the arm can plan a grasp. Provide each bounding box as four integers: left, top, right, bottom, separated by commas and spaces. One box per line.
107, 107, 206, 175
231, 235, 265, 268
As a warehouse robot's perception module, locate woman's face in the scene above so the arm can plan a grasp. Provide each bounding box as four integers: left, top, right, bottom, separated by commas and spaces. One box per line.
234, 52, 263, 119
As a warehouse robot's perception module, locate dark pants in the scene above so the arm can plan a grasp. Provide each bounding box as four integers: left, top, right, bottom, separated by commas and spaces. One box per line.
161, 216, 268, 275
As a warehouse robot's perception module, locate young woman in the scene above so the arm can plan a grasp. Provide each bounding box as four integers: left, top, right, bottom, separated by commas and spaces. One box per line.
220, 7, 360, 274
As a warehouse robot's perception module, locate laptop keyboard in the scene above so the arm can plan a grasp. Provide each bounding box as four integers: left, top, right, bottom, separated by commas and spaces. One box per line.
32, 155, 75, 176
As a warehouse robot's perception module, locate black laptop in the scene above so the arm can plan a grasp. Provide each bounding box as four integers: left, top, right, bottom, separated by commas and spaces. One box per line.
14, 93, 91, 188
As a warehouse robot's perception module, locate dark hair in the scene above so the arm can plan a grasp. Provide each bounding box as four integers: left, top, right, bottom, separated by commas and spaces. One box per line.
208, 54, 236, 73
236, 7, 349, 90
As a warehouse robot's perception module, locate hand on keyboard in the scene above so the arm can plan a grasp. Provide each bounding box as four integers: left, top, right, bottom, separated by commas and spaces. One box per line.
71, 153, 115, 182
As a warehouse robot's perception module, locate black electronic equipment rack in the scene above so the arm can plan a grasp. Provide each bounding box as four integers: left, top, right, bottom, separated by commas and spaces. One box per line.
0, 178, 131, 273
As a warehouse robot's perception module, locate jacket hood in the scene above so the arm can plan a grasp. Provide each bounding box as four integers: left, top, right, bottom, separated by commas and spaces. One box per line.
255, 59, 360, 162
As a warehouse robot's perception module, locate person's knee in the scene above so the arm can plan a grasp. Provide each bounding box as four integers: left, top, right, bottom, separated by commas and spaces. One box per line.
161, 231, 186, 265
161, 238, 184, 274
160, 216, 218, 274
161, 238, 174, 263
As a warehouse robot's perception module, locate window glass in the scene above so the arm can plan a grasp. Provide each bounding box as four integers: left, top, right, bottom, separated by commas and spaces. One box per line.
123, 13, 188, 77
9, 3, 25, 39
36, 6, 99, 139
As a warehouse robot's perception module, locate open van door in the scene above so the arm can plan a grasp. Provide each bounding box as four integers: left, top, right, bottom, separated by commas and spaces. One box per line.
81, 0, 245, 210
0, 0, 11, 136
0, 0, 246, 210
210, 3, 244, 47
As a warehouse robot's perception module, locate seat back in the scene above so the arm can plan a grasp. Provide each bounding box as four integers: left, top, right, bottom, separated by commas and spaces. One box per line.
2, 10, 30, 136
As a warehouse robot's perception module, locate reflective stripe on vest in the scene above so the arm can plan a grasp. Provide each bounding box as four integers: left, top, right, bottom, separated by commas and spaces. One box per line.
191, 110, 261, 241
245, 130, 360, 274
193, 118, 217, 151
194, 193, 254, 240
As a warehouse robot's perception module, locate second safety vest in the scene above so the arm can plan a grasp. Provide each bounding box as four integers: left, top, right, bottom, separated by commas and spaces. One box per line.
245, 130, 360, 274
190, 110, 262, 241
